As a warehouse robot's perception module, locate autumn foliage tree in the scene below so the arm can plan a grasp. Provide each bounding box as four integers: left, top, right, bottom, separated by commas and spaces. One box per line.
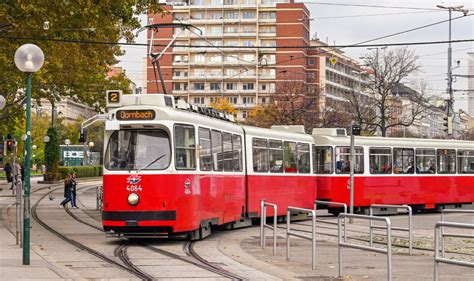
0, 2, 162, 133
244, 80, 320, 133
210, 98, 237, 115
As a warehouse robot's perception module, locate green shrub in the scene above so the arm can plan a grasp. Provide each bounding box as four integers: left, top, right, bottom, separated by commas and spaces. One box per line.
58, 165, 102, 179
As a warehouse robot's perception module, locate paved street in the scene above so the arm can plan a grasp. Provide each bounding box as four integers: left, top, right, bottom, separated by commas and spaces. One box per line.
1, 178, 473, 280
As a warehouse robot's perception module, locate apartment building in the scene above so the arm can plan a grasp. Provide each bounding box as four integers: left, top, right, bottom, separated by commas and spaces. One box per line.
309, 39, 369, 119
147, 0, 315, 119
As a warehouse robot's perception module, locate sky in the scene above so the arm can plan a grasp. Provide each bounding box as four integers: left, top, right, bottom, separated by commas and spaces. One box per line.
117, 0, 474, 111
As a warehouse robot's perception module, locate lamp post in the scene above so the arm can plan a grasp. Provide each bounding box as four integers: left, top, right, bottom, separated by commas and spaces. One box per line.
88, 141, 94, 165
436, 5, 469, 137
14, 43, 44, 265
64, 139, 71, 166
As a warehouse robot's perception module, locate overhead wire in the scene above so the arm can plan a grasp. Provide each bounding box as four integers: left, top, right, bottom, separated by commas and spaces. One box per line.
299, 1, 441, 11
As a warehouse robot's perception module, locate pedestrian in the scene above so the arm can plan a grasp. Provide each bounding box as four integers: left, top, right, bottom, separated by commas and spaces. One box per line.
4, 163, 12, 183
70, 172, 78, 208
59, 174, 76, 208
41, 164, 46, 176
20, 163, 25, 182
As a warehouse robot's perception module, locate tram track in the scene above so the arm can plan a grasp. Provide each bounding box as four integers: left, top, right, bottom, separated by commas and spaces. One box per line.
67, 185, 245, 280
31, 185, 155, 280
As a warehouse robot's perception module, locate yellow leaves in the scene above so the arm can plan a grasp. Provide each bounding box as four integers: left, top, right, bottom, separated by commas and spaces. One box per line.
210, 98, 237, 115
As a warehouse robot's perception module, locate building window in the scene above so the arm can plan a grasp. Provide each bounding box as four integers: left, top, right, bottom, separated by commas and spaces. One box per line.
261, 84, 267, 91
209, 26, 222, 34
226, 12, 238, 19
193, 83, 205, 90
229, 96, 238, 104
226, 83, 237, 90
243, 96, 254, 104
173, 83, 181, 91
242, 26, 255, 33
261, 97, 266, 104
194, 69, 205, 76
243, 83, 254, 90
174, 70, 181, 77
226, 26, 238, 33
243, 54, 254, 61
242, 111, 248, 118
225, 41, 239, 47
308, 58, 315, 65
210, 83, 221, 90
193, 97, 204, 105
243, 12, 255, 19
243, 40, 255, 47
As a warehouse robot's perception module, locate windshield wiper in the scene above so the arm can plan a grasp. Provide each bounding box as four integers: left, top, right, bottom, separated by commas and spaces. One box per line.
137, 154, 165, 173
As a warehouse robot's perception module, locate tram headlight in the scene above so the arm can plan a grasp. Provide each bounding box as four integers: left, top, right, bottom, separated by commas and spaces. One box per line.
127, 193, 140, 206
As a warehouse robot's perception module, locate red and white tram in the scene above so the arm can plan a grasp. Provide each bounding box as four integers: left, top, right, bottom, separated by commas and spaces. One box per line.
312, 128, 474, 214
101, 93, 316, 239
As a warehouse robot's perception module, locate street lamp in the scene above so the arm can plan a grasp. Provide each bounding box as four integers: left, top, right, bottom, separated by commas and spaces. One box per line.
0, 95, 5, 110
436, 5, 469, 137
14, 43, 44, 265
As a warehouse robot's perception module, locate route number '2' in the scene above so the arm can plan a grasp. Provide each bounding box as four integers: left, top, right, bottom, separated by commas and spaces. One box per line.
107, 90, 122, 104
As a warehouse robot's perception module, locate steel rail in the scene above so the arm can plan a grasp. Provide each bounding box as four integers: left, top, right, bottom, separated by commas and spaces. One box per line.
66, 186, 243, 280
31, 186, 153, 280
183, 241, 245, 280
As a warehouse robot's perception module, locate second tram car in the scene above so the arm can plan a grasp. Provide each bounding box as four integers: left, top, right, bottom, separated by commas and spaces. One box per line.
101, 93, 316, 239
312, 128, 474, 214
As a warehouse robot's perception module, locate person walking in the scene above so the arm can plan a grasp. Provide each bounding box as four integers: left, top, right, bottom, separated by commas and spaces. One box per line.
70, 172, 78, 208
59, 174, 76, 208
4, 163, 12, 183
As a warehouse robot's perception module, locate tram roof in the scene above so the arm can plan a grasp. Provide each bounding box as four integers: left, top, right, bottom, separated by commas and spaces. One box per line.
313, 134, 474, 150
243, 125, 314, 142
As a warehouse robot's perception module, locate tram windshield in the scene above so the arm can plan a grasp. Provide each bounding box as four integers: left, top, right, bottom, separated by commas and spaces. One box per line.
105, 130, 171, 171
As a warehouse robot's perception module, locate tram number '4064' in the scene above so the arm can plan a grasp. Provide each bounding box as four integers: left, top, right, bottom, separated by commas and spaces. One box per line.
126, 185, 142, 192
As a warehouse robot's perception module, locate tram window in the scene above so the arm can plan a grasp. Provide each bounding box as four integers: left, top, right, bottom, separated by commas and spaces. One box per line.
269, 140, 283, 173
104, 130, 171, 171
198, 128, 212, 171
174, 125, 196, 170
223, 132, 233, 172
369, 148, 392, 174
297, 143, 311, 174
283, 141, 297, 173
253, 138, 268, 172
416, 149, 436, 174
393, 148, 414, 174
437, 149, 456, 174
211, 130, 223, 171
233, 135, 242, 172
458, 150, 474, 174
335, 147, 364, 174
314, 146, 333, 174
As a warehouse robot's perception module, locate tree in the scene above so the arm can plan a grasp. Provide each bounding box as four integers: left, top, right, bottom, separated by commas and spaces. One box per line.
44, 127, 60, 181
210, 98, 237, 115
354, 47, 433, 136
0, 2, 162, 129
243, 80, 320, 133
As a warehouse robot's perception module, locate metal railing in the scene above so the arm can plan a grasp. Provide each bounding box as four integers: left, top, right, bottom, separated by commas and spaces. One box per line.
260, 200, 277, 255
434, 221, 474, 281
440, 209, 474, 256
369, 204, 412, 255
338, 213, 392, 281
96, 185, 103, 211
314, 200, 347, 242
286, 206, 316, 270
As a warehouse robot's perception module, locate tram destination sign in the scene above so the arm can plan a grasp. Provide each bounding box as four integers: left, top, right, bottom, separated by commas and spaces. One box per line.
116, 109, 156, 120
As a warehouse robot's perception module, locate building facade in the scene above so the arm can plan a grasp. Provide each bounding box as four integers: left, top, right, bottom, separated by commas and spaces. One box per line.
147, 0, 315, 119
468, 52, 474, 116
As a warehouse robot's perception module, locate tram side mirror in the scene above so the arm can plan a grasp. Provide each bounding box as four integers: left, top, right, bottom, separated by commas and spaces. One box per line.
79, 130, 87, 143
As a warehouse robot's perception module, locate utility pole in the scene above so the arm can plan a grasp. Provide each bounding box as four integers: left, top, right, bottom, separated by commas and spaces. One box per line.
437, 5, 469, 137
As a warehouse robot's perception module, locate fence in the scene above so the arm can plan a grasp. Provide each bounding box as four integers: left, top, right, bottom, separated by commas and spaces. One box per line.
440, 209, 474, 256
260, 200, 277, 255
96, 185, 103, 211
369, 204, 412, 255
286, 206, 316, 270
338, 213, 392, 281
314, 200, 347, 242
434, 221, 474, 281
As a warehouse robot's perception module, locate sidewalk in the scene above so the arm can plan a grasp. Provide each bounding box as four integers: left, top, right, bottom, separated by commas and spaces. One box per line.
0, 178, 65, 280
